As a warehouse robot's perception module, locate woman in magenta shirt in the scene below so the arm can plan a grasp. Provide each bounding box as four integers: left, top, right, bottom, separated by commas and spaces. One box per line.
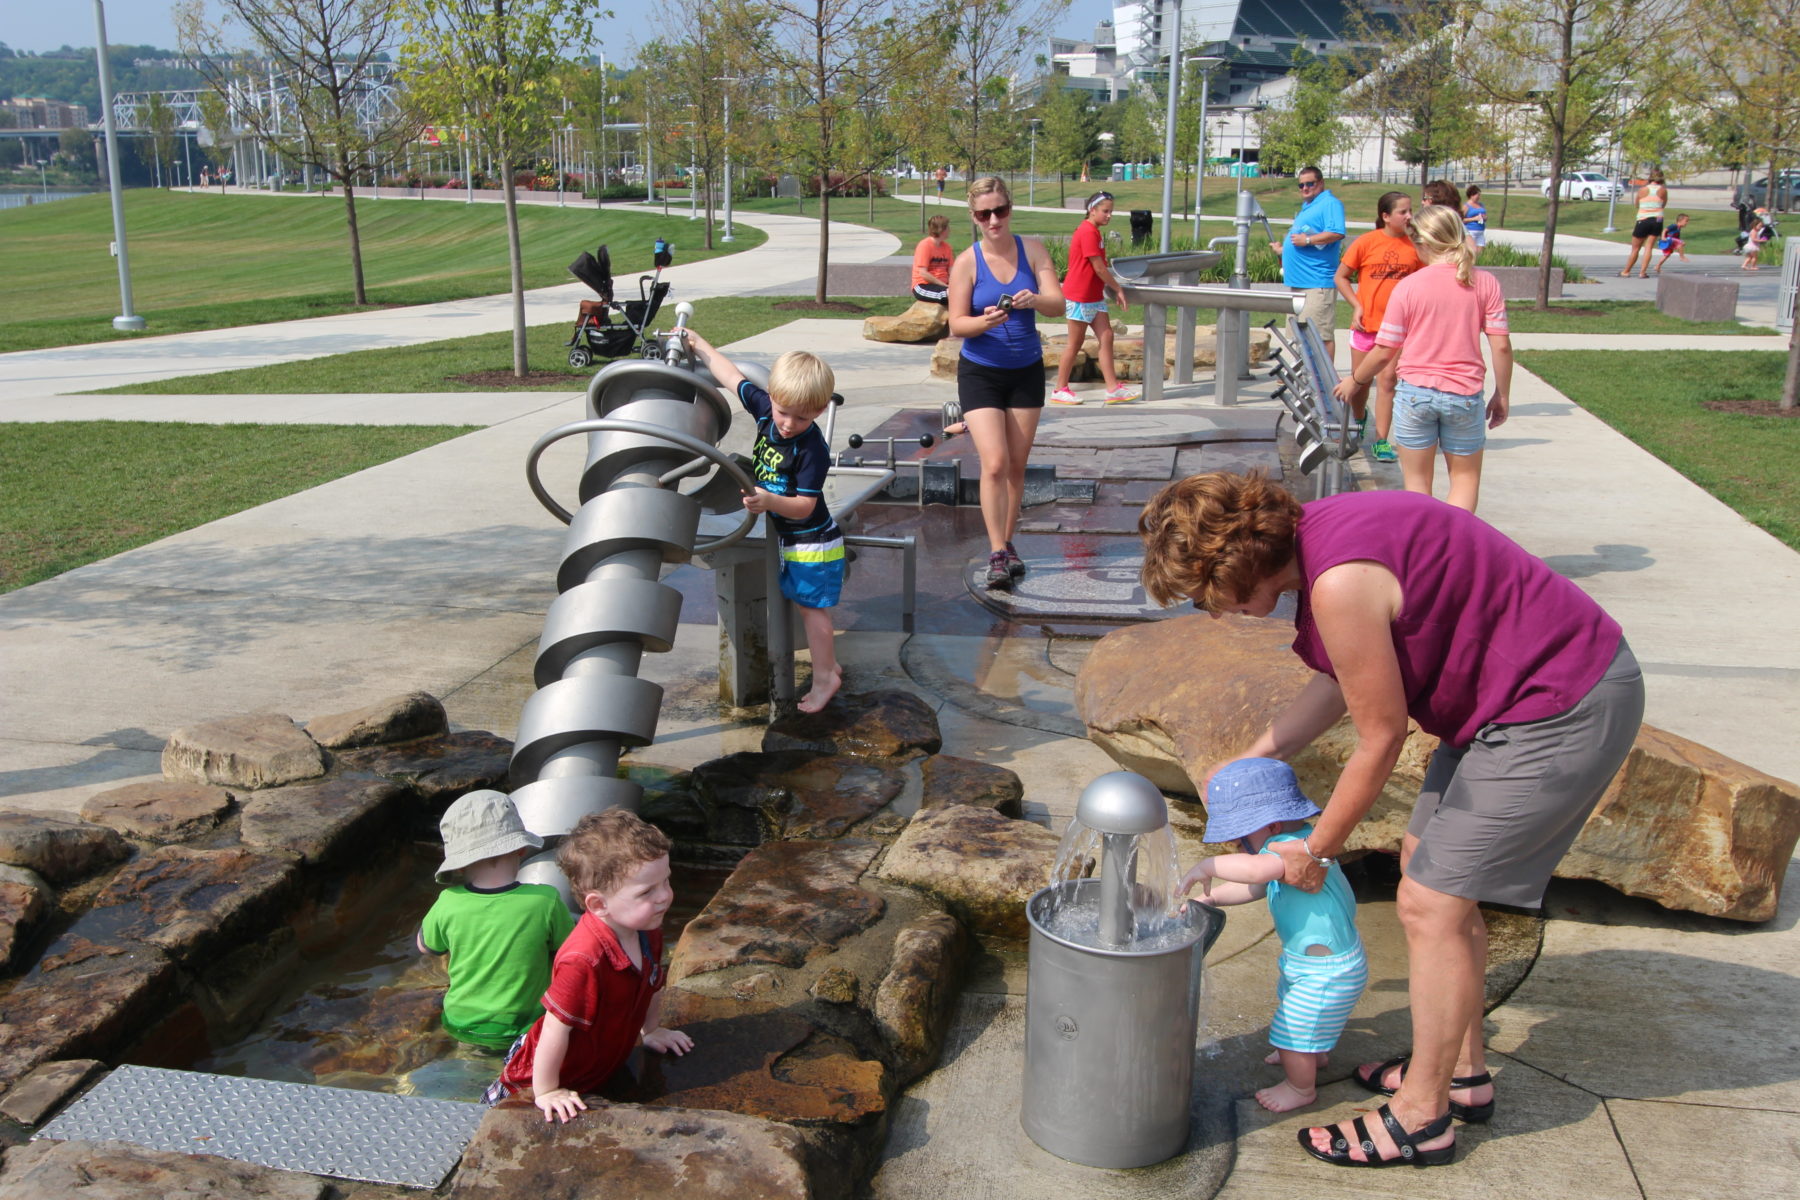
1140, 476, 1644, 1170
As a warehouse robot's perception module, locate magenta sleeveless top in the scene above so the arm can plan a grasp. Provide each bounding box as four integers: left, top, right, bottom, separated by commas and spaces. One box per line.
1290, 491, 1622, 747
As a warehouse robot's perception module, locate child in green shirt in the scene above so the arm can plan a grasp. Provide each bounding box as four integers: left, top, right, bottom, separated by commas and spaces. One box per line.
418, 790, 574, 1050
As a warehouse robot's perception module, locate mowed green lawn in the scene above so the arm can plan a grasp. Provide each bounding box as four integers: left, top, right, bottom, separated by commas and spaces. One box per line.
1518, 349, 1800, 550
0, 190, 761, 352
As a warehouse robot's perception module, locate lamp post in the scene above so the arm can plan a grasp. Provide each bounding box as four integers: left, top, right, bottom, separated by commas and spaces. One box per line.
38, 159, 49, 199
1191, 55, 1224, 239
717, 76, 741, 242
1157, 0, 1182, 252
1029, 117, 1041, 206
92, 0, 144, 331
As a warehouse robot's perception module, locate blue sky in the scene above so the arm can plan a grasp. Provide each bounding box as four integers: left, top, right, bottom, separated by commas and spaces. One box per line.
7, 0, 1120, 58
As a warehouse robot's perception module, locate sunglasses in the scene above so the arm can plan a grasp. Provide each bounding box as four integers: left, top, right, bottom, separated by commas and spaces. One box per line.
972, 204, 1012, 221
1297, 179, 1321, 190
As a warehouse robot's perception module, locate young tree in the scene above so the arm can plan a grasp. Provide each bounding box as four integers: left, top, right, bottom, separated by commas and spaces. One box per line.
1342, 0, 1478, 186
1256, 51, 1352, 175
399, 0, 604, 376
143, 93, 179, 187
1039, 80, 1096, 206
177, 0, 422, 306
941, 0, 1066, 179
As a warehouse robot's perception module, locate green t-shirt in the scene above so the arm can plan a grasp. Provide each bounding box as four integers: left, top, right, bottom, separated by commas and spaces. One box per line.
420, 882, 575, 1049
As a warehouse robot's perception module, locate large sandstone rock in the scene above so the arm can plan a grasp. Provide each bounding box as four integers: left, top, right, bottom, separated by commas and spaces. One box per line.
336, 730, 513, 801
919, 753, 1024, 816
688, 752, 904, 845
79, 845, 302, 966
0, 1139, 327, 1199
0, 873, 49, 973
873, 910, 966, 1080
863, 299, 948, 343
304, 690, 448, 749
238, 777, 412, 866
671, 840, 885, 980
1075, 613, 1800, 922
450, 1099, 826, 1200
763, 690, 941, 760
0, 1058, 103, 1126
0, 813, 129, 884
162, 713, 327, 789
878, 806, 1059, 939
79, 781, 233, 843
0, 937, 178, 1088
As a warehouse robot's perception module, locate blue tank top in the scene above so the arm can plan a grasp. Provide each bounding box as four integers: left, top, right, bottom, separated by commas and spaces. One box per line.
1464, 202, 1486, 233
961, 235, 1042, 369
1262, 828, 1360, 956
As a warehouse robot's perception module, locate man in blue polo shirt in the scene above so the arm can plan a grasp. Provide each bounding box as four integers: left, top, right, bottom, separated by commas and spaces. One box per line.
1271, 165, 1346, 356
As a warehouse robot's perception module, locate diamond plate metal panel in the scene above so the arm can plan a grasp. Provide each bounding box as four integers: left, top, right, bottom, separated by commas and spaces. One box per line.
35, 1066, 485, 1189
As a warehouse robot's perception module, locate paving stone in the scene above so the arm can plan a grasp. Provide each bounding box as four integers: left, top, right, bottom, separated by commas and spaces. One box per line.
1610, 1098, 1800, 1199
0, 1058, 103, 1126
304, 691, 448, 750
0, 1139, 327, 1199
79, 781, 233, 844
0, 814, 130, 885
161, 713, 327, 789
1099, 446, 1178, 479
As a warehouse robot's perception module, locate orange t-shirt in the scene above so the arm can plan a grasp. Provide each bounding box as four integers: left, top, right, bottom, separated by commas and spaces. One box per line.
1339, 230, 1423, 334
912, 236, 954, 287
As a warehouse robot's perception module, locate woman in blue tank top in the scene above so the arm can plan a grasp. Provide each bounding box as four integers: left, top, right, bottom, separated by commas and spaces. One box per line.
946, 176, 1063, 591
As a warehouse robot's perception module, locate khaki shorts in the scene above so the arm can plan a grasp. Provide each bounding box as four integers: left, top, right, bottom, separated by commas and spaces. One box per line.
1296, 288, 1337, 343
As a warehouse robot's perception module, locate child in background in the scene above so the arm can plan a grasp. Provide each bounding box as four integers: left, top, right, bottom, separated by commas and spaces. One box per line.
683, 330, 845, 713
1334, 191, 1422, 464
1050, 190, 1136, 405
419, 790, 574, 1051
1461, 185, 1487, 248
1654, 213, 1690, 272
486, 809, 692, 1122
1180, 758, 1368, 1114
911, 214, 955, 304
1742, 213, 1774, 270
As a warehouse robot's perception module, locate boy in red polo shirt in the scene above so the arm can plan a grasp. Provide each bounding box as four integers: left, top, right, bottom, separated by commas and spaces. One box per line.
485, 809, 694, 1121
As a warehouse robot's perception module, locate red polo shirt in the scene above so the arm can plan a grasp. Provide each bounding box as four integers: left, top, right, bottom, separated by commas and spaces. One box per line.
499, 912, 665, 1096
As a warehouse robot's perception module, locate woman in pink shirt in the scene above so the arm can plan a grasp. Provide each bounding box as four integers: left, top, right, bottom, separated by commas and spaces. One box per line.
1333, 205, 1511, 513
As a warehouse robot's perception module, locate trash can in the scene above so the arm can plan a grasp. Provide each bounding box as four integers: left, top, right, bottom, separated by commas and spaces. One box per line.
1129, 210, 1154, 248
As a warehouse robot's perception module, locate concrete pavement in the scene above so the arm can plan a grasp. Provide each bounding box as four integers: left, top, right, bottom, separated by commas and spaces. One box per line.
2, 201, 1797, 1198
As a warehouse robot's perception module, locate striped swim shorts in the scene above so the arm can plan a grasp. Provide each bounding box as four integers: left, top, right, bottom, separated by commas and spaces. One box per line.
779, 535, 845, 609
1269, 944, 1368, 1053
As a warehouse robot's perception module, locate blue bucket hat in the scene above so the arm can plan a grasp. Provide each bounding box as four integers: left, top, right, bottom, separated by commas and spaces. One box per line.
1202, 758, 1320, 844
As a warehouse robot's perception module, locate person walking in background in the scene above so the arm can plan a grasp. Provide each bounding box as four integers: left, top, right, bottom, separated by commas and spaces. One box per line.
947, 177, 1063, 591
1423, 181, 1477, 252
934, 166, 948, 202
1462, 185, 1487, 248
1334, 192, 1422, 464
1271, 166, 1346, 358
1742, 212, 1775, 270
1332, 205, 1510, 514
1050, 190, 1136, 405
911, 214, 955, 304
1621, 168, 1668, 278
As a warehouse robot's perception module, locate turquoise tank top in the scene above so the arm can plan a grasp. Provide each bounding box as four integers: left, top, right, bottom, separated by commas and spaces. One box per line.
1262, 827, 1361, 955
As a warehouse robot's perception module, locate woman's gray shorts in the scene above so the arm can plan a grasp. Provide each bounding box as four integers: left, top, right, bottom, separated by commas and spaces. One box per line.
1405, 641, 1645, 908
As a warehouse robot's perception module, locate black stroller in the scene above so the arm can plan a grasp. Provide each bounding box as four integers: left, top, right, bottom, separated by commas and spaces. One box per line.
565, 240, 674, 367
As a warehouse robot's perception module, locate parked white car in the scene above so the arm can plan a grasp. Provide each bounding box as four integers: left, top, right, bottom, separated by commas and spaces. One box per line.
1540, 171, 1628, 201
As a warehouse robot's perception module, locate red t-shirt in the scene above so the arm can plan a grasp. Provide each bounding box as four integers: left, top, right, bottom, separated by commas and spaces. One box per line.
1063, 219, 1106, 303
499, 912, 665, 1096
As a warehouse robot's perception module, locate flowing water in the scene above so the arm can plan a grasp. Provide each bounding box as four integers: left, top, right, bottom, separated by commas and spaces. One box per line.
1040, 814, 1191, 951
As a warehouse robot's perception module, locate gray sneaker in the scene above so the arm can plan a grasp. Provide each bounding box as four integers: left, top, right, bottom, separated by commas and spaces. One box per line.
985, 552, 1014, 591
1004, 541, 1027, 579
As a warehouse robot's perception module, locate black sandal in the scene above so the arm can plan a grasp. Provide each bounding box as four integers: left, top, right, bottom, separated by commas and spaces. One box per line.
1299, 1103, 1456, 1168
1353, 1053, 1496, 1123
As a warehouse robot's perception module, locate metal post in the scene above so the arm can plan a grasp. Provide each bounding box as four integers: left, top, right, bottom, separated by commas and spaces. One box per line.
464, 129, 473, 202
1029, 118, 1040, 206
92, 0, 144, 332
1192, 57, 1223, 240
766, 530, 794, 706
1157, 2, 1182, 253
722, 84, 735, 241
689, 120, 698, 220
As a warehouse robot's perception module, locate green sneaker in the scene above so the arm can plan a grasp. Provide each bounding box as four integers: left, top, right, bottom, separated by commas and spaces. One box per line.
1371, 439, 1398, 462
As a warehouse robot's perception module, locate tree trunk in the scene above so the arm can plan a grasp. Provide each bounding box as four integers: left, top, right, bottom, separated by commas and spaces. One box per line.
1783, 320, 1799, 410
816, 181, 831, 305
501, 157, 527, 378
704, 169, 715, 251
342, 173, 368, 306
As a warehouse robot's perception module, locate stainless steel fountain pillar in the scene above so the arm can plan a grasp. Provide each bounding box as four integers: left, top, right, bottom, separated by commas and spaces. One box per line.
1021, 772, 1226, 1169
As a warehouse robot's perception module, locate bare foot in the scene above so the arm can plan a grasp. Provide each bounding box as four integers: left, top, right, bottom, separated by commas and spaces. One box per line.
1265, 1049, 1328, 1069
797, 667, 842, 714
1256, 1080, 1317, 1113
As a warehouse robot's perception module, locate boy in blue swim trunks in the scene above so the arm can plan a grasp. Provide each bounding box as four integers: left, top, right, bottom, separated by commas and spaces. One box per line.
684, 329, 844, 713
1181, 757, 1368, 1113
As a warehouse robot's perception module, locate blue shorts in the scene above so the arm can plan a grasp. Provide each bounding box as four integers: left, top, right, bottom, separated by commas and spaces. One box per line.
1392, 380, 1488, 456
1270, 945, 1368, 1053
1065, 299, 1108, 323
780, 536, 844, 609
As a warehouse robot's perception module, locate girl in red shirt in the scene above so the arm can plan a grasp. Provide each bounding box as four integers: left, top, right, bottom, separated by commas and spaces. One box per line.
1050, 191, 1135, 404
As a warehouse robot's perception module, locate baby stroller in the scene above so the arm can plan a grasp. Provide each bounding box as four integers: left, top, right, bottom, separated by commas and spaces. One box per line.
565, 240, 674, 367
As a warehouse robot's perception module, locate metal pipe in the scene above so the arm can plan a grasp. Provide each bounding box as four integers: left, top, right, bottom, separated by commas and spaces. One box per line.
92, 0, 144, 332
1157, 1, 1182, 253
1119, 283, 1304, 313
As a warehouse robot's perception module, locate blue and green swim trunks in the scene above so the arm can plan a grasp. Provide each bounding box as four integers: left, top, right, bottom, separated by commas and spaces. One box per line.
779, 534, 845, 609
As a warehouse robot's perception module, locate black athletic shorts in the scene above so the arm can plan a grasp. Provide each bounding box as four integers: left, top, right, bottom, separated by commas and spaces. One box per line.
1632, 216, 1664, 240
957, 358, 1045, 412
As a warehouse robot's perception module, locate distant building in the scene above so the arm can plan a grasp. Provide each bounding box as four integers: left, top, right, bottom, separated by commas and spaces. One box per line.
4, 97, 90, 130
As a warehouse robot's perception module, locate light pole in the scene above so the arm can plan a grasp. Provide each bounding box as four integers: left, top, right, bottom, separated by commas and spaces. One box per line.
1029, 118, 1040, 206
1192, 55, 1224, 239
38, 159, 49, 199
717, 76, 741, 242
92, 0, 144, 331
1157, 1, 1183, 252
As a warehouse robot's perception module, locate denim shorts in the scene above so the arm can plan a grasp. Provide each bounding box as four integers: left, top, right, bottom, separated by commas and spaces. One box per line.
1391, 380, 1488, 455
1065, 299, 1108, 323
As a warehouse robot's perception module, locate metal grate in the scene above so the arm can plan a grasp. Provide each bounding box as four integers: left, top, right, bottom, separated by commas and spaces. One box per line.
35, 1065, 485, 1190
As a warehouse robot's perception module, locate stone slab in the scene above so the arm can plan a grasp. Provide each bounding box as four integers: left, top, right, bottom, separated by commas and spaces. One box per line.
79, 781, 233, 843
0, 1059, 103, 1127
161, 714, 327, 790
1610, 1097, 1800, 1199
1656, 273, 1739, 322
237, 777, 413, 867
80, 846, 303, 967
0, 1138, 329, 1200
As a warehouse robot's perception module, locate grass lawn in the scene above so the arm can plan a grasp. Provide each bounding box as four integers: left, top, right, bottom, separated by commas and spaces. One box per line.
0, 421, 476, 593
0, 190, 761, 353
1516, 349, 1800, 550
95, 295, 916, 395
1501, 300, 1763, 335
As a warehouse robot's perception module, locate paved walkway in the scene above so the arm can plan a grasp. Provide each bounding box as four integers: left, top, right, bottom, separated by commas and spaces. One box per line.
1, 200, 1796, 1198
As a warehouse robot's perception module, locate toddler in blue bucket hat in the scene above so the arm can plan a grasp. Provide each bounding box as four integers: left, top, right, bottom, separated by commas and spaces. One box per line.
1181, 758, 1367, 1113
